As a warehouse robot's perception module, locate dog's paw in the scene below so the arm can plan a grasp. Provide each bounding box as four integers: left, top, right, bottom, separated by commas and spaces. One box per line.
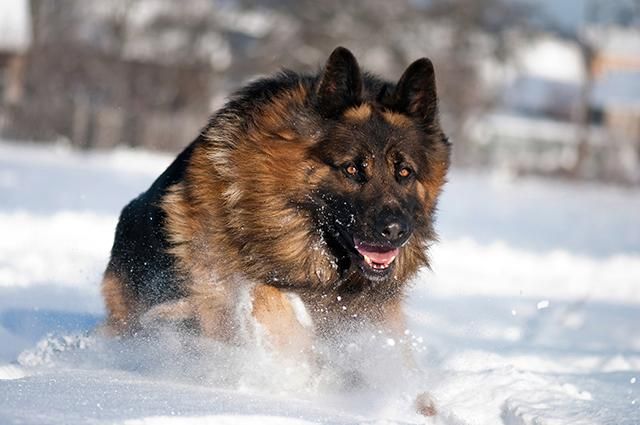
414, 391, 437, 417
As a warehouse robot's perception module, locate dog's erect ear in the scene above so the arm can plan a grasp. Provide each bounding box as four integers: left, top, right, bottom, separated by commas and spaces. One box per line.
316, 47, 363, 117
392, 58, 439, 127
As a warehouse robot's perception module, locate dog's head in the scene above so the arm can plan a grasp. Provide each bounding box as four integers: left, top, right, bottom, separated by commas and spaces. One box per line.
212, 47, 449, 288
306, 47, 451, 283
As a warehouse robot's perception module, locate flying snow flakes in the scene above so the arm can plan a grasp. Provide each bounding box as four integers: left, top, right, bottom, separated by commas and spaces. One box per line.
537, 300, 550, 310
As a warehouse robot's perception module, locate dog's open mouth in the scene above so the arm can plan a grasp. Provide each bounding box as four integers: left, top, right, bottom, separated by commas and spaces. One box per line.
331, 226, 401, 281
350, 238, 400, 281
354, 242, 399, 270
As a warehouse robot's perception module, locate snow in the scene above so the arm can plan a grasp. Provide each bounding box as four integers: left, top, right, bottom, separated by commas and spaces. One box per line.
1, 140, 639, 424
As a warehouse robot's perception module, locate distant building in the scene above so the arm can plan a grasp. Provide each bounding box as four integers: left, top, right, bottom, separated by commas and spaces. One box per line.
589, 27, 640, 180
502, 36, 585, 121
591, 70, 640, 181
588, 26, 640, 78
479, 31, 640, 182
502, 30, 640, 126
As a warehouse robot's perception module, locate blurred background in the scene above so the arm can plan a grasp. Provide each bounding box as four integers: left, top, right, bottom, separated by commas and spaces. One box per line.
1, 0, 639, 184
1, 2, 640, 423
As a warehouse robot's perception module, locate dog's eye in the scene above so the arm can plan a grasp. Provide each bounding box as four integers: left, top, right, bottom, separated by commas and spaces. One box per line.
345, 163, 358, 176
398, 166, 413, 179
342, 162, 367, 183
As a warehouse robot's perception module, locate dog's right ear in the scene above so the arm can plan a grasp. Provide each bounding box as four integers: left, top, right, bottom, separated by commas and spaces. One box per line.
392, 58, 439, 128
316, 47, 363, 118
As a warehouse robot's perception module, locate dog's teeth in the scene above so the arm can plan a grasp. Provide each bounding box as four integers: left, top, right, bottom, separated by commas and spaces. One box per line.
360, 250, 398, 270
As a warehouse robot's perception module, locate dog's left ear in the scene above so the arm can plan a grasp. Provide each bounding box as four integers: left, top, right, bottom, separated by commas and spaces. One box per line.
316, 46, 363, 117
392, 58, 439, 127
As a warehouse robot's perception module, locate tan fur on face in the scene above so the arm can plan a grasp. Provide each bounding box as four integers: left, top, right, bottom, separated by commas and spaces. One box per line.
421, 157, 449, 204
382, 110, 412, 128
343, 104, 372, 121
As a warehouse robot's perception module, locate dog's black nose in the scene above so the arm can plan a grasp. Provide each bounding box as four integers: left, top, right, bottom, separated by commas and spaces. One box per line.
376, 214, 411, 245
381, 221, 406, 241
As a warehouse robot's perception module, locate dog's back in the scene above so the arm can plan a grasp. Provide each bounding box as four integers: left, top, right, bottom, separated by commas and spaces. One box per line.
103, 142, 197, 332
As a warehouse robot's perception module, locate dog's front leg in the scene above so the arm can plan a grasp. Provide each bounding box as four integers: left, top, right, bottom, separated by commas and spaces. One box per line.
251, 284, 313, 360
381, 300, 437, 418
381, 300, 419, 370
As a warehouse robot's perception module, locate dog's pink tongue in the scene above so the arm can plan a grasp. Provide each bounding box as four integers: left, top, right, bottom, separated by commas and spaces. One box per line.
356, 246, 399, 265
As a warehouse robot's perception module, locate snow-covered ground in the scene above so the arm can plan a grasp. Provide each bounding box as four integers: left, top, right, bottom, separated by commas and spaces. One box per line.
0, 140, 639, 424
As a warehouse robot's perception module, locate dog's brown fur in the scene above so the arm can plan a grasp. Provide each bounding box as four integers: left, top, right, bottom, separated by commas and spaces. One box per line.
101, 48, 450, 414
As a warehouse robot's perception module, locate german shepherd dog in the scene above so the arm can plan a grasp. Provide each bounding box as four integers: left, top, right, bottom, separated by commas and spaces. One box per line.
102, 47, 450, 415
